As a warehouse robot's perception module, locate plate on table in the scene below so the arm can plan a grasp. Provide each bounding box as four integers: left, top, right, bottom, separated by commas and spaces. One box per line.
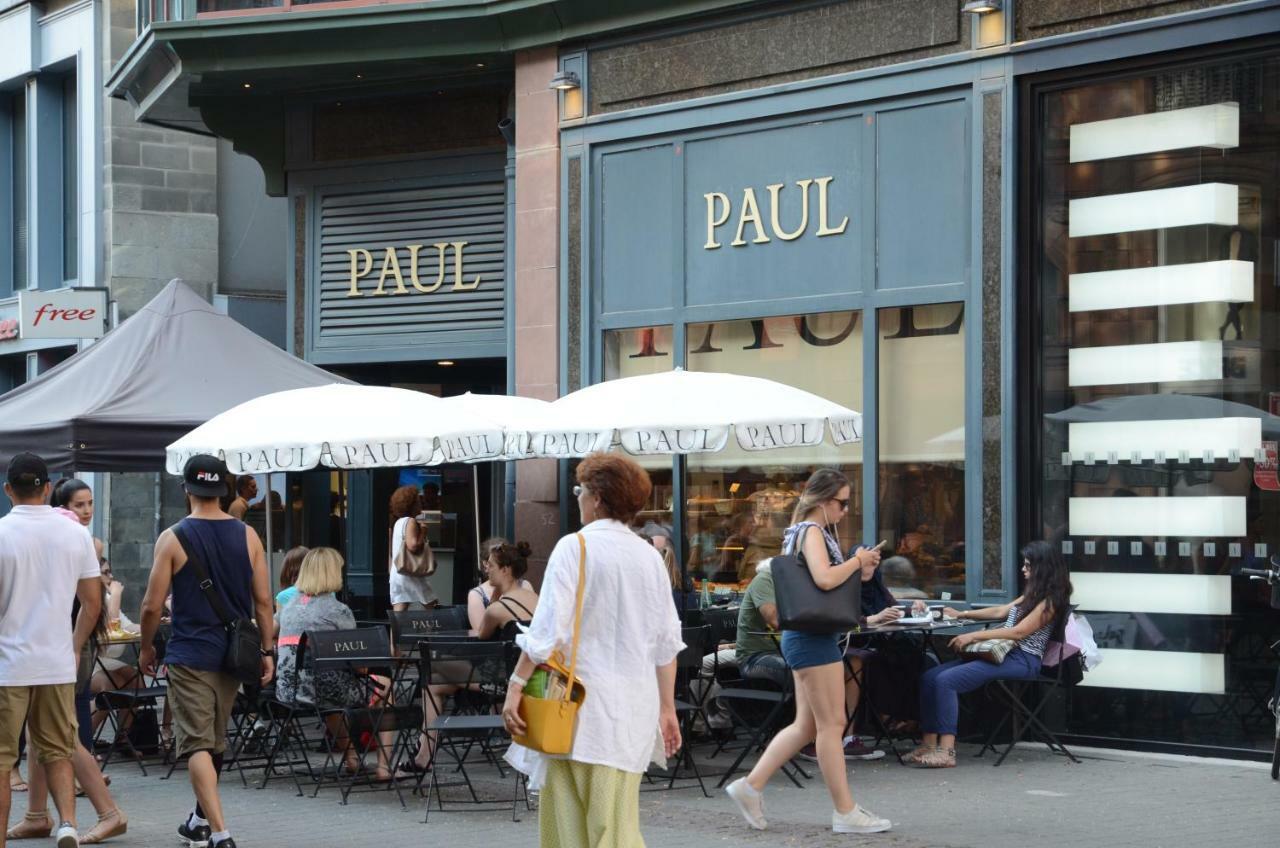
895, 613, 935, 626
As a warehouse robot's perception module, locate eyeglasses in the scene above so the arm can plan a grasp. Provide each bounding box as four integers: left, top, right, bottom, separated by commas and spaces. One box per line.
1021, 560, 1031, 570
833, 498, 851, 511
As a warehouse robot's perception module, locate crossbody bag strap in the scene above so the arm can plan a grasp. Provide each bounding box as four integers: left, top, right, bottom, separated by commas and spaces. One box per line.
172, 524, 234, 629
561, 532, 588, 704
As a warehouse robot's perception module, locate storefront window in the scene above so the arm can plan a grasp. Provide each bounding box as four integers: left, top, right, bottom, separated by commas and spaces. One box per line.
685, 313, 862, 586
1030, 53, 1280, 751
877, 304, 966, 599
603, 326, 675, 537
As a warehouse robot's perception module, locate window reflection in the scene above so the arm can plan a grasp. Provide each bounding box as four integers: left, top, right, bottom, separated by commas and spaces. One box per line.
877, 304, 966, 599
685, 313, 862, 588
1032, 53, 1280, 750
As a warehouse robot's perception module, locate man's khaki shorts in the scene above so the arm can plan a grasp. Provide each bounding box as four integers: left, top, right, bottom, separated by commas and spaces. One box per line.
167, 665, 239, 758
0, 684, 77, 769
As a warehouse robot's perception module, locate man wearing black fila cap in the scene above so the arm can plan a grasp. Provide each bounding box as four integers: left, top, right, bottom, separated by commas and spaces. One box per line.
139, 456, 272, 848
0, 453, 101, 848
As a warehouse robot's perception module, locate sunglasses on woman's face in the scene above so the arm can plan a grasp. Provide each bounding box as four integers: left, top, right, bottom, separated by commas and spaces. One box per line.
833, 498, 850, 511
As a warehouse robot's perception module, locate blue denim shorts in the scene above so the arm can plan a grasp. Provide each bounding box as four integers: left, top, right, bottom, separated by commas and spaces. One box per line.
780, 630, 842, 670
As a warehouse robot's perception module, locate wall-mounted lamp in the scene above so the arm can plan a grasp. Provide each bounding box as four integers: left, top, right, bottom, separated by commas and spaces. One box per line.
548, 70, 581, 91
497, 118, 515, 146
962, 0, 1001, 12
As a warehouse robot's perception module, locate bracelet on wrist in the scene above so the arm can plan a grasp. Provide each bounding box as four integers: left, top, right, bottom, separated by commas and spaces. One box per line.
508, 673, 528, 689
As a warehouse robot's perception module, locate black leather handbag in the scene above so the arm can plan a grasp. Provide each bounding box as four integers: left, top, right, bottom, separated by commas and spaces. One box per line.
173, 525, 263, 687
772, 526, 863, 634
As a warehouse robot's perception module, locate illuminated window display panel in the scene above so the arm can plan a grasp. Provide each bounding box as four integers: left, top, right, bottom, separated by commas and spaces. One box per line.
1068, 495, 1246, 538
1069, 102, 1239, 163
1068, 260, 1253, 312
1071, 572, 1232, 616
1069, 183, 1238, 238
1068, 340, 1223, 387
1067, 417, 1261, 460
1078, 649, 1225, 696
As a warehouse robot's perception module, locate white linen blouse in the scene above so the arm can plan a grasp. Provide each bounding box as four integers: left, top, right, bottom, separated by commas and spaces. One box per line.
507, 518, 684, 785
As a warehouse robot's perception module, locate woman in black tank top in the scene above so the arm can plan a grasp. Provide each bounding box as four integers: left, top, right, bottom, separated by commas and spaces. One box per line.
394, 542, 538, 778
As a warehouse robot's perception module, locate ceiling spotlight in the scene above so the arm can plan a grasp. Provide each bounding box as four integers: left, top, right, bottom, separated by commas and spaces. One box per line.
548, 70, 581, 91
962, 0, 1002, 12
242, 83, 252, 89
475, 62, 486, 69
437, 360, 455, 367
355, 73, 363, 80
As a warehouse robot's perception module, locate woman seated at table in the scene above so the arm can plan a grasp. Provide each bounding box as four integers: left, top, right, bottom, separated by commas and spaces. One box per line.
397, 542, 538, 778
911, 540, 1071, 768
466, 537, 534, 631
852, 549, 933, 739
277, 547, 395, 781
88, 558, 145, 737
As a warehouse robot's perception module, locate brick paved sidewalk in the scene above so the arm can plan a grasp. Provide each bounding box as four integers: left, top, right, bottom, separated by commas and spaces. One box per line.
20, 743, 1271, 847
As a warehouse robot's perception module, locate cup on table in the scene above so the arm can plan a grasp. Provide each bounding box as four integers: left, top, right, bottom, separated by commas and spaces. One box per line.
109, 616, 121, 632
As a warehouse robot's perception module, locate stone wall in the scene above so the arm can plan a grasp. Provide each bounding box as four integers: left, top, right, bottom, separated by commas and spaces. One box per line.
588, 0, 967, 114
512, 47, 562, 585
1015, 0, 1243, 41
103, 0, 219, 603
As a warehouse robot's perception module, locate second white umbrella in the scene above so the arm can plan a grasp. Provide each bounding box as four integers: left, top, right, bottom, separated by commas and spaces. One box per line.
526, 368, 862, 458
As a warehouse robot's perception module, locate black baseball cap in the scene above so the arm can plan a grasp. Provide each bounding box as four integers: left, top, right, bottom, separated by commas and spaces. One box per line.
6, 452, 48, 488
182, 454, 229, 498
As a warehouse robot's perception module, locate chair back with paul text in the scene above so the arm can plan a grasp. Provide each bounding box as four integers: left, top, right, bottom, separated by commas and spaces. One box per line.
390, 607, 469, 651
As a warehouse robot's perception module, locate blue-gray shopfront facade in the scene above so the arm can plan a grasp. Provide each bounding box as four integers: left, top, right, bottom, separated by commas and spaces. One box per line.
560, 2, 1280, 758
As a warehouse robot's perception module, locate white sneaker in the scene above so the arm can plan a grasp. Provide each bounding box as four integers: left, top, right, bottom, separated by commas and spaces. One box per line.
55, 822, 79, 848
832, 805, 891, 834
725, 778, 768, 830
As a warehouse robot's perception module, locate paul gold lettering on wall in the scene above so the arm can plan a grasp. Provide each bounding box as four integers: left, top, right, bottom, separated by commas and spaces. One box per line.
345, 242, 481, 297
704, 176, 849, 250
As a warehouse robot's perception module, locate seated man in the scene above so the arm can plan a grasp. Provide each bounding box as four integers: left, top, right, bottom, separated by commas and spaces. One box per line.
691, 559, 785, 729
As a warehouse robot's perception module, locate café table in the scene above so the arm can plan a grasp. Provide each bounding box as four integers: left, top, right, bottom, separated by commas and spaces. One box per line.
842, 616, 995, 763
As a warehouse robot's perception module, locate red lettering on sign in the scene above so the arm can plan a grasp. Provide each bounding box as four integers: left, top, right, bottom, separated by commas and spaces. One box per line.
32, 304, 97, 325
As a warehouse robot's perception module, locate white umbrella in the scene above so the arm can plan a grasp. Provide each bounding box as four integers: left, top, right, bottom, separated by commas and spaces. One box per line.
435, 392, 557, 565
166, 384, 505, 474
526, 368, 862, 458
436, 392, 555, 461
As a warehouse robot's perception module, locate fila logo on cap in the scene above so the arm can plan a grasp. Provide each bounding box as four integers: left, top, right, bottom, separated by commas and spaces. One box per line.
196, 471, 221, 483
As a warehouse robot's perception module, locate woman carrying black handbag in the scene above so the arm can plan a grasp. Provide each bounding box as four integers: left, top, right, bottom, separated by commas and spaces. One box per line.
725, 469, 892, 836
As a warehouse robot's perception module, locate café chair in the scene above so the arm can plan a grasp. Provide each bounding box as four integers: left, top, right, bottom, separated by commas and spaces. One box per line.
93, 627, 170, 776
976, 614, 1083, 767
644, 625, 710, 797
390, 607, 469, 653
416, 636, 529, 822
304, 626, 421, 806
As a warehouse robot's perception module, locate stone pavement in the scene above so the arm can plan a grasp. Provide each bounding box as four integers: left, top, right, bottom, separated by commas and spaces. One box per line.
26, 743, 1272, 848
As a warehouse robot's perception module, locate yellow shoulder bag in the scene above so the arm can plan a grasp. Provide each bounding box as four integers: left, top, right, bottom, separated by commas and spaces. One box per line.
513, 532, 588, 755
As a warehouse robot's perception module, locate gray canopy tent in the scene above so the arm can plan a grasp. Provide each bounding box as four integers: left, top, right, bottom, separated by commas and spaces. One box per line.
0, 279, 352, 471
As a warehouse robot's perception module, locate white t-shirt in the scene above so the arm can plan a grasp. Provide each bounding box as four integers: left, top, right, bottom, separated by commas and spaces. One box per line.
0, 505, 101, 686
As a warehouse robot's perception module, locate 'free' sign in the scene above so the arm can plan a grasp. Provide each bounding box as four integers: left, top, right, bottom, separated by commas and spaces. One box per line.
19, 290, 108, 339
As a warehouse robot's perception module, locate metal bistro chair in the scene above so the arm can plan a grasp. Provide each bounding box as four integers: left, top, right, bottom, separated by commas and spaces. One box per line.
93, 626, 169, 776
976, 613, 1083, 767
390, 607, 469, 651
645, 625, 710, 797
417, 636, 529, 822
227, 645, 320, 795
304, 626, 422, 806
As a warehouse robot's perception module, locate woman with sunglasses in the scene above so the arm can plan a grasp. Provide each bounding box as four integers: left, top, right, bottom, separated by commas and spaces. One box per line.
910, 540, 1072, 768
725, 468, 892, 836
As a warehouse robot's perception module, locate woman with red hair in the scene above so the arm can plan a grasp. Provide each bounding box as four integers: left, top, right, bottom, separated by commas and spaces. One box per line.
502, 453, 683, 847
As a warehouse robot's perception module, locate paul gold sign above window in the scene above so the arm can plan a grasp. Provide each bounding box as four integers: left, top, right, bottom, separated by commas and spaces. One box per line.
345, 241, 480, 297
703, 176, 849, 249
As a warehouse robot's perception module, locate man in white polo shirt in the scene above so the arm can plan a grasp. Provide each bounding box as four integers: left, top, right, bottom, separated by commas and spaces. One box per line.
0, 453, 101, 848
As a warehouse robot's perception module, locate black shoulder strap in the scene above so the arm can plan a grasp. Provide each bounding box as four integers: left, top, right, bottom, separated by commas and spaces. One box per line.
172, 524, 234, 628
497, 596, 534, 619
